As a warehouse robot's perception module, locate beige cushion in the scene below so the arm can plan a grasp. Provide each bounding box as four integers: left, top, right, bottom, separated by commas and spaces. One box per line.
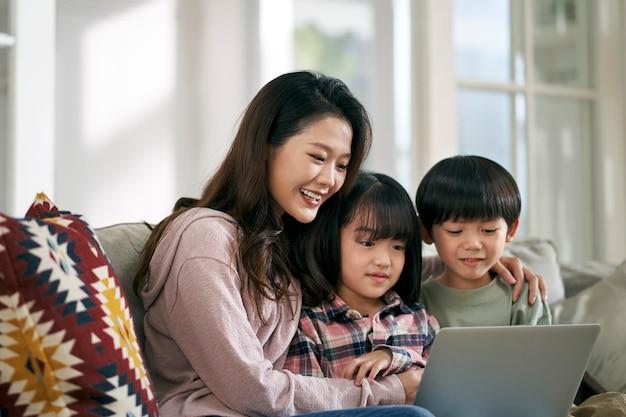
96, 222, 152, 350
552, 260, 626, 394
502, 237, 565, 305
560, 260, 615, 298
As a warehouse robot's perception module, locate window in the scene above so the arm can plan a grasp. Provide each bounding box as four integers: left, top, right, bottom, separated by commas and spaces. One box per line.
293, 0, 373, 105
261, 0, 625, 263
261, 0, 412, 189
453, 0, 619, 263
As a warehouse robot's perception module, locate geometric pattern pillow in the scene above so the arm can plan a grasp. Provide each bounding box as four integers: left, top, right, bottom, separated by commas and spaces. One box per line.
0, 193, 158, 416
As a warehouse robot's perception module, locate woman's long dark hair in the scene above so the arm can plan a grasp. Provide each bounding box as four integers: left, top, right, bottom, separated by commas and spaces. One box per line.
292, 171, 423, 307
134, 71, 372, 317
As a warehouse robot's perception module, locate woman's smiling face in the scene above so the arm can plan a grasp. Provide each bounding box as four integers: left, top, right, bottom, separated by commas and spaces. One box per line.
267, 116, 352, 223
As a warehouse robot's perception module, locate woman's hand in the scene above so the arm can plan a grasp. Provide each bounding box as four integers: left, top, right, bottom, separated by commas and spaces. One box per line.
491, 256, 548, 304
395, 367, 424, 404
341, 349, 392, 386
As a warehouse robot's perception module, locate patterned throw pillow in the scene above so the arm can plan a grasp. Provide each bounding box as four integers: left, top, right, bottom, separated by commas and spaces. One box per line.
0, 193, 158, 416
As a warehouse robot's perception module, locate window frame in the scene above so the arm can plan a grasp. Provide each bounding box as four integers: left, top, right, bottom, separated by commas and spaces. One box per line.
410, 0, 626, 264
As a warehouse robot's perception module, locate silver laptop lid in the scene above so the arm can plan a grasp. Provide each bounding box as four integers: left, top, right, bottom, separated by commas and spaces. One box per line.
413, 324, 600, 417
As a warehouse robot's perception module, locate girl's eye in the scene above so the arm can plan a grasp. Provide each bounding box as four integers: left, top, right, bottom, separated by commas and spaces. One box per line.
359, 241, 375, 247
446, 230, 462, 235
337, 163, 349, 171
393, 245, 406, 252
311, 154, 325, 163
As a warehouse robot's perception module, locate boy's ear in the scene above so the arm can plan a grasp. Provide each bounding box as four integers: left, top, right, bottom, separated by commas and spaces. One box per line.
418, 217, 434, 244
506, 217, 520, 242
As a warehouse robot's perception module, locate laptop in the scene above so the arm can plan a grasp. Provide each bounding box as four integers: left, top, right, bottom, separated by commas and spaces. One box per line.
413, 324, 600, 417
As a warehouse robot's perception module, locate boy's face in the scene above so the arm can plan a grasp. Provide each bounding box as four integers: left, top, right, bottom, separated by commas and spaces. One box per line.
428, 217, 519, 288
335, 218, 406, 313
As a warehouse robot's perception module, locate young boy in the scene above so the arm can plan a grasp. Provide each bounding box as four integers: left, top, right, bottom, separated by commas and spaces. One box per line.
415, 155, 551, 328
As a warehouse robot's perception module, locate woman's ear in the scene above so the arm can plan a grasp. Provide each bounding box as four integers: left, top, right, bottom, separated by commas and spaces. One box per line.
418, 217, 434, 244
505, 217, 520, 242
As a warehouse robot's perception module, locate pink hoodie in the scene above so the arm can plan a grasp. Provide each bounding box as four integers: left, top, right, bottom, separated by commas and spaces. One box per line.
141, 208, 405, 417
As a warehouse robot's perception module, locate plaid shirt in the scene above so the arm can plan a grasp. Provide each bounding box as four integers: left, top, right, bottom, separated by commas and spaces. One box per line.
284, 290, 439, 378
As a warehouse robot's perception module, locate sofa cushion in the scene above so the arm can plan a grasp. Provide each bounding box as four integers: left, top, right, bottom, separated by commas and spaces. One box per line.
559, 260, 615, 298
0, 193, 157, 416
503, 237, 565, 305
551, 260, 626, 394
95, 222, 152, 351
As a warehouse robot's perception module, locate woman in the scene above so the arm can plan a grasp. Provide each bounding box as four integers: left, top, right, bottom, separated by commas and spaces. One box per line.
134, 71, 541, 416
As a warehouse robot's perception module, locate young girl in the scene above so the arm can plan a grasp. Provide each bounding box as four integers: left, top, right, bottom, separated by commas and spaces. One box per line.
133, 71, 435, 417
285, 171, 440, 387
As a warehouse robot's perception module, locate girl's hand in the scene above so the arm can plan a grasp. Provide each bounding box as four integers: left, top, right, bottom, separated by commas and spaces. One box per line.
491, 256, 548, 304
341, 349, 392, 386
395, 367, 424, 404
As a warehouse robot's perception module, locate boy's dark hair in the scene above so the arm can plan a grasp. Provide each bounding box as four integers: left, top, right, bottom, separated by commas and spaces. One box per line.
293, 171, 422, 306
415, 155, 521, 236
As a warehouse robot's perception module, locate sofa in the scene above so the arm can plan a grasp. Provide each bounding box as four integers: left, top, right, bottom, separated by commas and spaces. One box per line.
94, 220, 626, 405
1, 195, 625, 415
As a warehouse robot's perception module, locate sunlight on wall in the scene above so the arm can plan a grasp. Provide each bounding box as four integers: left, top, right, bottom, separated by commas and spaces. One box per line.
66, 0, 178, 227
82, 1, 175, 148
393, 0, 412, 191
259, 0, 294, 85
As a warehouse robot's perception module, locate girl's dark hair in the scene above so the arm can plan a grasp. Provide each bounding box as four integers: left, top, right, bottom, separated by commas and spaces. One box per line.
134, 71, 372, 318
415, 155, 521, 235
292, 171, 422, 306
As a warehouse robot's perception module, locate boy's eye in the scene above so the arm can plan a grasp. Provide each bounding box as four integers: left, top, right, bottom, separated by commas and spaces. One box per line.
446, 229, 462, 235
483, 228, 498, 234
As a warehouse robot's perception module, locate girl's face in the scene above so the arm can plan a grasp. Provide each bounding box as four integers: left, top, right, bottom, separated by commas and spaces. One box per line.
335, 217, 406, 313
428, 217, 519, 288
267, 116, 352, 224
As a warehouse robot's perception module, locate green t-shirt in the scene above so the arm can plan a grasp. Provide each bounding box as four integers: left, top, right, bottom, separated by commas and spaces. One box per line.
419, 275, 552, 328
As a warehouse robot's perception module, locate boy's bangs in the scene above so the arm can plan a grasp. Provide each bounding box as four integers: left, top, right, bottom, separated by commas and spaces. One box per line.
435, 190, 519, 226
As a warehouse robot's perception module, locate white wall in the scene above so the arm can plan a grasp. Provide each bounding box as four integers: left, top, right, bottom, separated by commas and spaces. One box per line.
51, 0, 404, 228
53, 0, 255, 227
4, 0, 55, 217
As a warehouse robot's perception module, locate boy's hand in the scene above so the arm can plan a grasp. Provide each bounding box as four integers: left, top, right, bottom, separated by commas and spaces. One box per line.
492, 256, 548, 304
341, 349, 392, 386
